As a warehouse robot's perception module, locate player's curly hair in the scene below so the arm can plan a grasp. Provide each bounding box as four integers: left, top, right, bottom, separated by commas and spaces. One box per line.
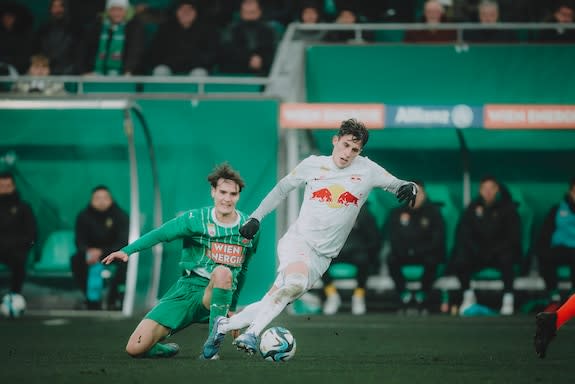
207, 162, 245, 192
338, 118, 369, 147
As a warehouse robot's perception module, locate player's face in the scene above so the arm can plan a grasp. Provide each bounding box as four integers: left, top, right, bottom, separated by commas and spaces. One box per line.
331, 134, 362, 169
0, 178, 15, 195
91, 189, 113, 212
211, 179, 240, 218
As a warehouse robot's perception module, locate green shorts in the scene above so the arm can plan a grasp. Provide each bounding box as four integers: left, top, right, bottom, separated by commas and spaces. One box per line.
145, 273, 210, 334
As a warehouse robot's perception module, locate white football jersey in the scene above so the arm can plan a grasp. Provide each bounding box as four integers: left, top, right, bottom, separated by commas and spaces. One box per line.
251, 155, 406, 258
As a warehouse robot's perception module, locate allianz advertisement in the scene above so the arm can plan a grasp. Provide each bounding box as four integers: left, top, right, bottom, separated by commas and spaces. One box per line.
386, 105, 483, 129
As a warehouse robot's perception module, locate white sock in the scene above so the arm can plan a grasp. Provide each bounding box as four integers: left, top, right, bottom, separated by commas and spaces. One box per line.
221, 295, 270, 333
245, 288, 295, 336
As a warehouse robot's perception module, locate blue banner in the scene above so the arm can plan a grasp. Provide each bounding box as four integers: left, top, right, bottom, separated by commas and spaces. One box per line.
385, 105, 483, 129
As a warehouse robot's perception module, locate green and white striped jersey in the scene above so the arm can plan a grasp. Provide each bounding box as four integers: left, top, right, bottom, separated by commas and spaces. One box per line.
121, 206, 259, 307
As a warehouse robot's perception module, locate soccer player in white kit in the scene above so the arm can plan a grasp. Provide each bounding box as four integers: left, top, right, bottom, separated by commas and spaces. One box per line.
202, 118, 418, 358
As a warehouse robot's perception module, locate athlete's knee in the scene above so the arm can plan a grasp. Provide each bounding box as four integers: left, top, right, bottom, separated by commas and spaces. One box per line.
282, 272, 308, 299
211, 266, 232, 288
126, 341, 145, 357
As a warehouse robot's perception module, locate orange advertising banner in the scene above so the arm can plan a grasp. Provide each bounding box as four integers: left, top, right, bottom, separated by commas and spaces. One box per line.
484, 105, 575, 129
280, 103, 385, 129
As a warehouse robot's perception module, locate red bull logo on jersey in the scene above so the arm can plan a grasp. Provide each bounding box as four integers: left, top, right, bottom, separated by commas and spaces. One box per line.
208, 242, 244, 266
310, 184, 360, 208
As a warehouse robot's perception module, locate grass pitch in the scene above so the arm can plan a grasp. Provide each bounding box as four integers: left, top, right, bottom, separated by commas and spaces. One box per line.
1, 312, 573, 384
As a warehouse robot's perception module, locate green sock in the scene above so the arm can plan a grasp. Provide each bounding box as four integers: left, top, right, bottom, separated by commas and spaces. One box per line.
142, 342, 175, 358
209, 287, 232, 333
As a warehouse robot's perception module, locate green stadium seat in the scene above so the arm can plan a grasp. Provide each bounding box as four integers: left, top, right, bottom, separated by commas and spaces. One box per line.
402, 265, 424, 281
328, 263, 357, 279
34, 230, 76, 272
558, 265, 571, 280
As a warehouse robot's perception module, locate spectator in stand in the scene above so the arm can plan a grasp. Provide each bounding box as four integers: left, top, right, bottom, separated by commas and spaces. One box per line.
0, 2, 34, 74
385, 181, 445, 312
463, 0, 518, 43
77, 0, 146, 75
404, 0, 457, 43
34, 0, 79, 75
71, 186, 129, 310
325, 5, 374, 43
536, 1, 575, 43
322, 203, 381, 315
451, 176, 521, 316
11, 54, 66, 96
218, 0, 277, 76
535, 178, 575, 304
293, 0, 327, 42
146, 0, 219, 76
0, 172, 37, 297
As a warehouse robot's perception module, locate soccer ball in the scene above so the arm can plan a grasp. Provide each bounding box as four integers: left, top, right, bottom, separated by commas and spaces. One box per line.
0, 293, 27, 319
259, 326, 296, 362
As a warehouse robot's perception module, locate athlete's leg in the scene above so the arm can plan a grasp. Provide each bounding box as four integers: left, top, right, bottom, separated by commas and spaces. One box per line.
202, 266, 233, 332
244, 261, 309, 337
125, 319, 172, 357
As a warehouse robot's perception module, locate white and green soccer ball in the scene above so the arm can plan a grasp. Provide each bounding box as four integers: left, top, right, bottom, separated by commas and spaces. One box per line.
1, 293, 27, 319
259, 326, 296, 362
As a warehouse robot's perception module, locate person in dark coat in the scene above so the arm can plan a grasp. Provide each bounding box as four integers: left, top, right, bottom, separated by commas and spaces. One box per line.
71, 185, 129, 309
33, 0, 79, 74
452, 175, 521, 315
146, 0, 219, 75
386, 181, 445, 310
218, 0, 277, 75
0, 172, 37, 295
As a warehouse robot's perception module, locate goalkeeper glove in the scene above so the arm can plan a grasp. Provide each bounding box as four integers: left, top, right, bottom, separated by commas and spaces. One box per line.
239, 218, 260, 239
396, 182, 418, 207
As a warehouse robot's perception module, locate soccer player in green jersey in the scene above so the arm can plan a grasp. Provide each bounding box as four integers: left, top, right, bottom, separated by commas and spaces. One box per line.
102, 163, 259, 359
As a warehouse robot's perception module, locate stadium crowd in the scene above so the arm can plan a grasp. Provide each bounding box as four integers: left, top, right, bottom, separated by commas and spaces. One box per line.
0, 0, 574, 80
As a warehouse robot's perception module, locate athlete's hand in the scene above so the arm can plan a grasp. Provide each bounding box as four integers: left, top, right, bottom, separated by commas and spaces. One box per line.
396, 182, 418, 207
239, 218, 260, 239
102, 251, 129, 265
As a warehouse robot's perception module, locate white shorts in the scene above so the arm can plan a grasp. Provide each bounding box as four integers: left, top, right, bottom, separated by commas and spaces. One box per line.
275, 232, 331, 290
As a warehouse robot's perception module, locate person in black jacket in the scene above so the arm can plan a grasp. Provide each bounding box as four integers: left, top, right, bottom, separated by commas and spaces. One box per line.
33, 0, 79, 74
147, 0, 219, 75
452, 175, 521, 315
386, 181, 445, 311
218, 0, 277, 76
322, 202, 381, 315
535, 178, 575, 303
71, 185, 129, 309
76, 0, 146, 75
0, 172, 37, 295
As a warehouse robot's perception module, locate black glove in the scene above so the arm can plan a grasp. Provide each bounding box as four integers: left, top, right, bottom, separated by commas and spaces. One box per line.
396, 182, 418, 207
239, 218, 260, 239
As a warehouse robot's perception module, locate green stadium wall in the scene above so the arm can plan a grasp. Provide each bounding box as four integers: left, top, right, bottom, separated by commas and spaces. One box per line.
0, 99, 279, 308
